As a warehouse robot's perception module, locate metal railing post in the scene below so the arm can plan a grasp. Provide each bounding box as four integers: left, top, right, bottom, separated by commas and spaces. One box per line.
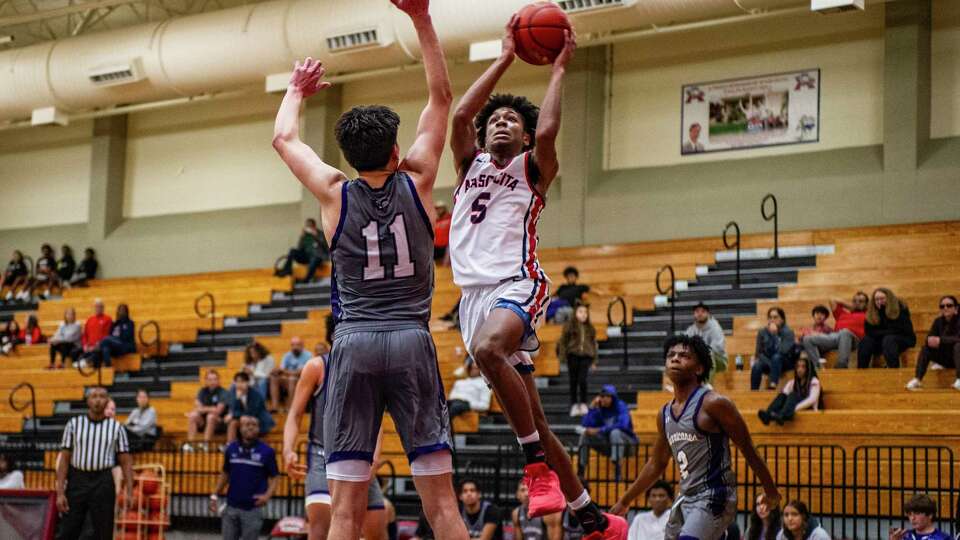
194, 293, 216, 352
138, 320, 162, 377
607, 296, 629, 369
8, 382, 38, 447
761, 193, 779, 259
655, 265, 677, 335
723, 221, 741, 289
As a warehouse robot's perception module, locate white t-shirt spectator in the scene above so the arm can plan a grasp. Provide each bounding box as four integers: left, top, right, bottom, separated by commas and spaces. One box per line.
252, 355, 275, 380
0, 470, 25, 489
448, 376, 492, 412
627, 509, 669, 540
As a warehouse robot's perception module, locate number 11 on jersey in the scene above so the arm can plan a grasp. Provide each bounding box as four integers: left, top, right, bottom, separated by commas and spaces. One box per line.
362, 214, 415, 281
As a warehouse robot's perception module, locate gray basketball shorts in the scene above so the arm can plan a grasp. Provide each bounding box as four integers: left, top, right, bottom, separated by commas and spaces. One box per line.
323, 321, 452, 478
665, 487, 737, 540
305, 443, 385, 509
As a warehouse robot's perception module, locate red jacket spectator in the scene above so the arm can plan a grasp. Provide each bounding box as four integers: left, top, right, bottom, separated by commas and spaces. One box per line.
83, 313, 113, 348
833, 303, 865, 339
18, 326, 44, 345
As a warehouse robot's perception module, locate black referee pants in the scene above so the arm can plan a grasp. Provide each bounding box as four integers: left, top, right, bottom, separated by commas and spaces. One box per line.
57, 468, 115, 540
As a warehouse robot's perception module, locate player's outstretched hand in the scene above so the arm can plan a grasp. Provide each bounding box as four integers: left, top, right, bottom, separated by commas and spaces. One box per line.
288, 57, 331, 99
389, 0, 429, 19
609, 501, 628, 517
501, 13, 518, 59
284, 450, 308, 480
553, 29, 577, 70
889, 528, 907, 540
757, 490, 781, 512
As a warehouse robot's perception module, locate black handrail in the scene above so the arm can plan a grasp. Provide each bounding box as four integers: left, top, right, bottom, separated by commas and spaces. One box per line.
139, 320, 162, 377
723, 221, 742, 289
8, 382, 38, 445
656, 265, 677, 336
194, 292, 216, 352
761, 193, 779, 259
76, 352, 103, 386
607, 296, 629, 369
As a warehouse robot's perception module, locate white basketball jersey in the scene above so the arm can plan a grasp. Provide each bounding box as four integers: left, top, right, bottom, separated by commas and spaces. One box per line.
450, 151, 549, 288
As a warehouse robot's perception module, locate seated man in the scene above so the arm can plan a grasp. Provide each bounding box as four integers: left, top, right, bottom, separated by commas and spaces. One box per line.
226, 372, 275, 443
276, 218, 329, 283
801, 293, 868, 369
447, 359, 492, 419
512, 478, 562, 540
459, 478, 503, 540
269, 336, 311, 411
577, 385, 638, 481
549, 267, 591, 323
684, 302, 727, 381
80, 299, 112, 368
888, 493, 952, 540
627, 480, 673, 540
907, 296, 960, 391
124, 389, 158, 452
184, 370, 230, 452
796, 305, 833, 342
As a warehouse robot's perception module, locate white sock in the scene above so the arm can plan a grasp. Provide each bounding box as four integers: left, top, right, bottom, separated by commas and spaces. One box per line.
568, 489, 591, 510
517, 432, 540, 445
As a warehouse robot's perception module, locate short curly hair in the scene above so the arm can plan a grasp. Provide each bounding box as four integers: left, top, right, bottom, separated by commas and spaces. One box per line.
663, 335, 714, 383
475, 94, 539, 151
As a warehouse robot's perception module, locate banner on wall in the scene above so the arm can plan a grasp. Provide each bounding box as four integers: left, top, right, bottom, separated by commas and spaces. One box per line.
680, 69, 820, 155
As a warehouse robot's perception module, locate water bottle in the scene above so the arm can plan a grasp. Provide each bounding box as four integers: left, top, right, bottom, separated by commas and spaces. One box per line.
735, 354, 743, 371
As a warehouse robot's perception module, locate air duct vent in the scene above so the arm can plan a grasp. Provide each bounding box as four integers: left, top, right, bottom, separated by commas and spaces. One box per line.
326, 27, 382, 53
87, 58, 145, 87
555, 0, 636, 14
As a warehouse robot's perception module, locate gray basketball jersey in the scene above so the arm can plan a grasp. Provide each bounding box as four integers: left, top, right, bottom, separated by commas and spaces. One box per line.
308, 354, 329, 447
330, 173, 434, 324
517, 506, 545, 540
662, 385, 735, 496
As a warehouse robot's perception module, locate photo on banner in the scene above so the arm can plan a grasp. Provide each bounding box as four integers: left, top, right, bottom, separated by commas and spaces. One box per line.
680, 69, 820, 155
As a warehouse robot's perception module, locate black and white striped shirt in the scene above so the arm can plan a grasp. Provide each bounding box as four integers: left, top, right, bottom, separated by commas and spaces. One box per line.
60, 415, 129, 471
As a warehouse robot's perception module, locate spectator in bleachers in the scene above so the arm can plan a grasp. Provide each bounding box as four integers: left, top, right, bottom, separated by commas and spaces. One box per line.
276, 218, 329, 283
777, 500, 829, 540
2, 250, 29, 302
746, 493, 782, 540
577, 384, 638, 481
69, 248, 99, 287
29, 244, 57, 300
889, 494, 952, 540
243, 342, 275, 400
458, 478, 503, 540
19, 314, 45, 345
56, 245, 76, 289
447, 358, 492, 419
559, 304, 598, 417
751, 307, 796, 390
124, 389, 158, 452
269, 336, 310, 411
1, 320, 21, 355
685, 302, 728, 383
80, 299, 112, 366
796, 305, 832, 341
49, 308, 82, 369
907, 296, 960, 391
626, 480, 672, 540
758, 353, 822, 426
226, 372, 275, 444
184, 370, 230, 452
549, 267, 591, 323
801, 292, 868, 369
512, 478, 562, 540
92, 303, 135, 368
434, 201, 452, 264
0, 453, 24, 489
858, 287, 916, 369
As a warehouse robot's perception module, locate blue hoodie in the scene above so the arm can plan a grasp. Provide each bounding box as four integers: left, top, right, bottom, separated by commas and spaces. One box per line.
581, 385, 635, 437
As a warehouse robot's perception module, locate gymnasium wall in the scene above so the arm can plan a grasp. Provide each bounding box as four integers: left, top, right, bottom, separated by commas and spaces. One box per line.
0, 1, 957, 277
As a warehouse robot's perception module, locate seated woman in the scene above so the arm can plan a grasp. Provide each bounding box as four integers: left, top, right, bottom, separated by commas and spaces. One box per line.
751, 307, 796, 390
758, 353, 822, 426
52, 244, 76, 295
0, 320, 21, 355
19, 315, 45, 346
746, 493, 782, 540
49, 308, 82, 369
69, 248, 99, 287
858, 287, 916, 369
1, 251, 29, 302
776, 500, 830, 540
93, 304, 136, 368
29, 244, 57, 299
243, 342, 275, 400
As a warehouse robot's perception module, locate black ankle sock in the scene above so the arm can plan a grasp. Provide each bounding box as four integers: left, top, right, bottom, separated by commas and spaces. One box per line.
574, 503, 607, 533
521, 441, 546, 464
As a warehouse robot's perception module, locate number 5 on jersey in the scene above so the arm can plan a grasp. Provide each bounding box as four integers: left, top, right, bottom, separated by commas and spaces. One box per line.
362, 214, 415, 281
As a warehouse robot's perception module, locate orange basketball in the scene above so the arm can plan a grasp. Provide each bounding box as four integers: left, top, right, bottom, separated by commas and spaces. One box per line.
123, 509, 144, 531
138, 470, 160, 496
512, 2, 572, 66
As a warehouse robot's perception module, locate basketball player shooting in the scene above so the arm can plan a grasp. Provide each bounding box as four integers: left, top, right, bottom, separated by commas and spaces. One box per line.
448, 14, 626, 540
610, 335, 781, 540
272, 1, 468, 539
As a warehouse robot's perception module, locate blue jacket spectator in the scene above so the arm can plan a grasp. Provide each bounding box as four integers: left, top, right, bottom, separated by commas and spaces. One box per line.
227, 372, 275, 443
93, 303, 136, 368
751, 307, 796, 390
577, 385, 637, 480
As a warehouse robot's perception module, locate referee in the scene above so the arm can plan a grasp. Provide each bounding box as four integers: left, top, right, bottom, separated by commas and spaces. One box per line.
56, 386, 134, 540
